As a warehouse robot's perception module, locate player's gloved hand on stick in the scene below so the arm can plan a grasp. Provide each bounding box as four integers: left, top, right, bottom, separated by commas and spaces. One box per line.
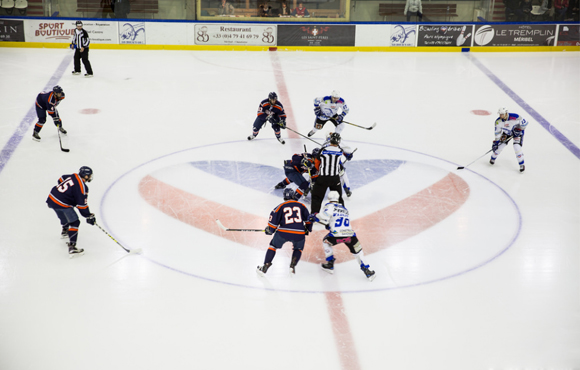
308, 213, 318, 223
333, 114, 344, 124
344, 152, 353, 161
264, 226, 274, 235
513, 125, 523, 137
278, 120, 286, 129
86, 214, 96, 225
314, 107, 321, 116
492, 140, 501, 152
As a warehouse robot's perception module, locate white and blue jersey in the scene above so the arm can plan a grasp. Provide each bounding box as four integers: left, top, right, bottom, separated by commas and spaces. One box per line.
494, 113, 528, 140
314, 95, 349, 121
317, 202, 355, 238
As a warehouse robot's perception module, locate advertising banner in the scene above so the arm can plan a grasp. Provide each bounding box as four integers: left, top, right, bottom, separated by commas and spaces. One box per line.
473, 24, 557, 46
417, 25, 472, 47
84, 21, 118, 44
278, 25, 355, 46
0, 19, 25, 42
119, 22, 146, 44
193, 24, 276, 46
25, 20, 76, 43
557, 25, 580, 46
389, 24, 417, 47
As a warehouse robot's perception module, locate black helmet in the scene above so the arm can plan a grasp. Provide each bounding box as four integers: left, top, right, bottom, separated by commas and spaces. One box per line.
268, 92, 277, 101
53, 85, 64, 94
329, 132, 341, 145
75, 20, 83, 26
79, 166, 93, 181
283, 188, 295, 201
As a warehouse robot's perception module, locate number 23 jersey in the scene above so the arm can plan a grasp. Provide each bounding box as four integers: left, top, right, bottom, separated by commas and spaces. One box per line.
268, 200, 312, 240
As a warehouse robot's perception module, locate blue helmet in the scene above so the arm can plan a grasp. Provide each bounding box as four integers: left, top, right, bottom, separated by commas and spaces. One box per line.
268, 92, 277, 101
79, 166, 93, 181
283, 188, 295, 201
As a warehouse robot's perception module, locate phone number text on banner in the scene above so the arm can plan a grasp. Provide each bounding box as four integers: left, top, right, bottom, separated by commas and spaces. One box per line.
193, 24, 276, 46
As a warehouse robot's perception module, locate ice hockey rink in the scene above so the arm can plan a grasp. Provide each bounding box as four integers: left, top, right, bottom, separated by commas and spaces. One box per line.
0, 46, 579, 370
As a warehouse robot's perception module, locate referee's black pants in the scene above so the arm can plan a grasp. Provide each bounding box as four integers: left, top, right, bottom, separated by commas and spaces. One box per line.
74, 48, 93, 75
311, 175, 344, 214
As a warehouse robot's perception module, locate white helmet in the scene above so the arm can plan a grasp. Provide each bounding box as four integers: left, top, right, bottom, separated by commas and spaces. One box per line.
498, 107, 508, 116
331, 90, 340, 99
327, 191, 340, 203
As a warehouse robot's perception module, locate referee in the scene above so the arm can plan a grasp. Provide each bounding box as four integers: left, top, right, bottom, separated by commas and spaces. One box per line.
71, 20, 93, 77
311, 132, 345, 214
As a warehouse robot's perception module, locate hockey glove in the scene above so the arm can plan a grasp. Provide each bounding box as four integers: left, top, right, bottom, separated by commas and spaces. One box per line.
69, 43, 76, 50
513, 126, 523, 137
492, 140, 501, 152
278, 120, 286, 129
308, 213, 318, 223
264, 226, 274, 235
86, 214, 96, 226
304, 228, 309, 236
314, 107, 321, 116
344, 152, 354, 161
333, 114, 344, 124
301, 158, 313, 170
54, 118, 62, 127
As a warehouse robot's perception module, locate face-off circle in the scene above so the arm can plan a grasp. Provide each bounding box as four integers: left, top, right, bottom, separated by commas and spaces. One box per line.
101, 140, 521, 293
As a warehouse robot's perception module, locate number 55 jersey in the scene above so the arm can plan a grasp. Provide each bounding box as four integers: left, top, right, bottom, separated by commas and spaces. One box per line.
317, 201, 355, 237
46, 173, 92, 217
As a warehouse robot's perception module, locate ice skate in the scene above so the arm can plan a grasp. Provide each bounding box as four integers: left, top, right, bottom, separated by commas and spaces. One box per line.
256, 262, 272, 277
68, 242, 85, 258
84, 74, 93, 78
61, 226, 69, 239
520, 164, 525, 172
277, 137, 285, 145
274, 181, 286, 190
321, 257, 335, 274
307, 130, 316, 137
58, 126, 67, 135
72, 71, 81, 75
344, 186, 352, 197
490, 158, 495, 165
247, 135, 256, 141
289, 266, 296, 275
360, 263, 376, 281
32, 131, 41, 142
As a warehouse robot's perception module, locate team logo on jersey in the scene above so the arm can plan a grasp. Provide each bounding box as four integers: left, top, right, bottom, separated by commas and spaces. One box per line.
102, 140, 520, 292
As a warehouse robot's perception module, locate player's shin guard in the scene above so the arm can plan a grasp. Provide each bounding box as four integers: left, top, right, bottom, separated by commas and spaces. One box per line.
67, 220, 81, 244
514, 143, 524, 165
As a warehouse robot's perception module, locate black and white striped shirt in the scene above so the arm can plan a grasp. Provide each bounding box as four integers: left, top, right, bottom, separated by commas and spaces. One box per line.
72, 28, 90, 48
318, 145, 345, 176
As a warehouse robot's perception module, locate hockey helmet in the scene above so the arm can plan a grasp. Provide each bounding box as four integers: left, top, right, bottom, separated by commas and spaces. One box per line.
53, 85, 64, 95
79, 166, 93, 182
76, 20, 83, 27
268, 92, 278, 102
329, 132, 341, 145
331, 90, 340, 102
283, 188, 295, 201
498, 107, 508, 116
327, 191, 340, 203
311, 148, 321, 158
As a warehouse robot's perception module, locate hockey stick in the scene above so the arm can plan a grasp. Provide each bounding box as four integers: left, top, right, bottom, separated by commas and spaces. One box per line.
56, 126, 70, 152
215, 219, 264, 232
343, 121, 376, 130
457, 137, 512, 170
284, 126, 323, 146
95, 223, 142, 254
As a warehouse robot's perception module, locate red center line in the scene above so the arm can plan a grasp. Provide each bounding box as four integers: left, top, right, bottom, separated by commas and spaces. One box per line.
269, 51, 363, 370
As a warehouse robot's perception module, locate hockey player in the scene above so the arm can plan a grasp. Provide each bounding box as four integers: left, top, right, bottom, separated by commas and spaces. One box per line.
46, 166, 96, 258
491, 107, 529, 172
247, 92, 287, 144
71, 20, 93, 77
274, 152, 316, 201
309, 191, 376, 281
32, 85, 66, 142
308, 90, 349, 137
257, 188, 313, 276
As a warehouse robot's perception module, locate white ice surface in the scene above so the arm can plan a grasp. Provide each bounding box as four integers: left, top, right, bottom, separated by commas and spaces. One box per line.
0, 48, 579, 370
